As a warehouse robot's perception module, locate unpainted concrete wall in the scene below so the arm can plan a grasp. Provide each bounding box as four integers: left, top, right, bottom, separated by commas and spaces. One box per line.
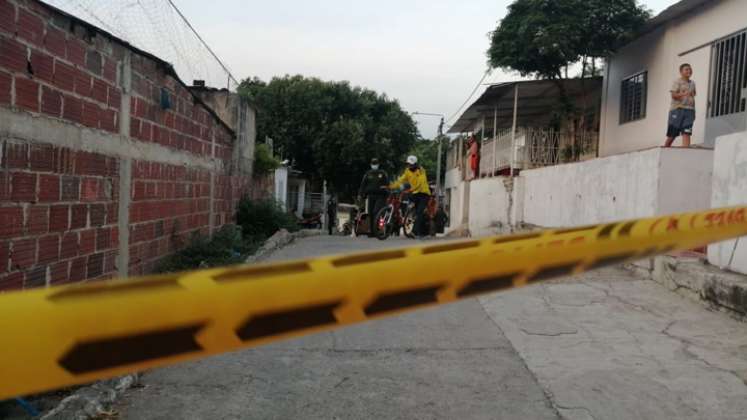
708, 132, 747, 275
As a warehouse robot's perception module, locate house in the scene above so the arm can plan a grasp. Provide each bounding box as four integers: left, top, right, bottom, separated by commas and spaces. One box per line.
445, 78, 603, 229
443, 0, 747, 276
600, 0, 746, 155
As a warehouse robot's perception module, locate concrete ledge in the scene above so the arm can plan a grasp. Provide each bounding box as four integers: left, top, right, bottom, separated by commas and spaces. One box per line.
646, 255, 747, 317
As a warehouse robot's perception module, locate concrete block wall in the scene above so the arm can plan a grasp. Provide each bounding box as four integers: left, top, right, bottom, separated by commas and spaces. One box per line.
708, 132, 747, 275
0, 0, 250, 291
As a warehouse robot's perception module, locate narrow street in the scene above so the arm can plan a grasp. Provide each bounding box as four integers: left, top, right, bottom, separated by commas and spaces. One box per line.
116, 235, 747, 420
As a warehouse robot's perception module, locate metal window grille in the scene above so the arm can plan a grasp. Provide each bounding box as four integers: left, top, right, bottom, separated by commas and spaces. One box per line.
620, 72, 647, 123
709, 30, 747, 118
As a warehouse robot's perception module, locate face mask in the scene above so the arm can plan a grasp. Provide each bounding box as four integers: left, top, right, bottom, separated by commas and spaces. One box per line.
371, 165, 379, 170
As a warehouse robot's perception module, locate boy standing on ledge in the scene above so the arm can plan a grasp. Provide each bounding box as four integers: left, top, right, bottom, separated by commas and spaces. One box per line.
665, 63, 696, 148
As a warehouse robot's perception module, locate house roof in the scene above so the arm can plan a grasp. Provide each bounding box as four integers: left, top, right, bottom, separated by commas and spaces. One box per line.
447, 77, 602, 134
37, 0, 236, 137
643, 0, 717, 33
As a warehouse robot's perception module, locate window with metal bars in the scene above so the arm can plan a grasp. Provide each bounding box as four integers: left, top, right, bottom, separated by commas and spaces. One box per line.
620, 72, 647, 124
709, 30, 747, 118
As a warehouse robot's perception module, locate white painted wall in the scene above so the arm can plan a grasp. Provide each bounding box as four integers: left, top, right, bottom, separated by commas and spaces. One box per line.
657, 148, 714, 215
468, 178, 512, 236
522, 148, 661, 227
460, 148, 714, 231
445, 168, 465, 231
708, 132, 747, 275
600, 0, 747, 156
274, 166, 289, 209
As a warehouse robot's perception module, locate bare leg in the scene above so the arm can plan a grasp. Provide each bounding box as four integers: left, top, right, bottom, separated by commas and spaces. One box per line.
681, 134, 691, 148
664, 137, 675, 147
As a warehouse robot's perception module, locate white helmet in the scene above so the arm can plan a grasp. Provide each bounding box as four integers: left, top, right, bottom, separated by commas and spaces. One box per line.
406, 155, 418, 165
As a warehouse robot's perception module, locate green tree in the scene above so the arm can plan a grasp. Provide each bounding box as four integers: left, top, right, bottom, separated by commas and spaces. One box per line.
239, 75, 418, 199
487, 0, 650, 79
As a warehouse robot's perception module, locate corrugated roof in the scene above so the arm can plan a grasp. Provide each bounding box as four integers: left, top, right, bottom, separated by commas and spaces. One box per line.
447, 78, 602, 134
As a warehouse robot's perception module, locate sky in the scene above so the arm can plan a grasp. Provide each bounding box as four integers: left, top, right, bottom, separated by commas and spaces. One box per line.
55, 0, 680, 139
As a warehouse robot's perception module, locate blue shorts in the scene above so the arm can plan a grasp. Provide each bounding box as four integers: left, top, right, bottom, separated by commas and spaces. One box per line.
667, 108, 695, 137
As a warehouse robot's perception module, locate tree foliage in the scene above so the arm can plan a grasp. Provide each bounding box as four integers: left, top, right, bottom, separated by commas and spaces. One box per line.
488, 0, 651, 79
239, 75, 418, 199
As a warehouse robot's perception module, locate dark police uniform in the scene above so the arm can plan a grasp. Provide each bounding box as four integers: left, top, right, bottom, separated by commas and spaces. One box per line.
359, 168, 389, 236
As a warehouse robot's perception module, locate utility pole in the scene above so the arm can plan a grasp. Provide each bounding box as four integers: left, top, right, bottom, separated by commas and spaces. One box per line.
412, 112, 447, 202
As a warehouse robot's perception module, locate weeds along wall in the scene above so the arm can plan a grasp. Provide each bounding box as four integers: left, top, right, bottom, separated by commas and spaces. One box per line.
0, 0, 251, 290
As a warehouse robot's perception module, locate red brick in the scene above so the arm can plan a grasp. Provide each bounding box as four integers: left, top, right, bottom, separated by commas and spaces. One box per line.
15, 77, 40, 112
87, 252, 104, 278
53, 61, 75, 92
0, 207, 23, 238
0, 241, 8, 272
49, 205, 69, 232
17, 9, 44, 46
92, 78, 108, 104
66, 39, 85, 67
0, 272, 23, 291
38, 174, 60, 202
29, 143, 55, 171
103, 58, 117, 83
30, 50, 54, 83
2, 142, 28, 169
0, 0, 16, 34
73, 69, 91, 96
63, 94, 82, 123
129, 118, 141, 139
50, 261, 69, 285
96, 227, 110, 251
81, 101, 100, 129
26, 206, 48, 235
80, 178, 100, 201
79, 229, 95, 254
76, 152, 108, 176
44, 26, 66, 57
41, 85, 62, 117
103, 250, 117, 274
70, 204, 87, 229
11, 238, 35, 269
69, 256, 86, 282
60, 232, 78, 259
25, 265, 47, 288
11, 172, 36, 202
140, 121, 152, 142
38, 235, 59, 264
89, 204, 106, 226
111, 226, 119, 247
0, 70, 10, 105
100, 109, 117, 133
61, 176, 80, 201
0, 37, 26, 73
108, 86, 121, 109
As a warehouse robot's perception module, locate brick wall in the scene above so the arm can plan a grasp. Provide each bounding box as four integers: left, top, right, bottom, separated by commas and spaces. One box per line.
0, 0, 252, 291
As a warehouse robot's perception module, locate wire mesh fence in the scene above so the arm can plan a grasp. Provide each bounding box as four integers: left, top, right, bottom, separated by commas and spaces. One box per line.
47, 0, 239, 91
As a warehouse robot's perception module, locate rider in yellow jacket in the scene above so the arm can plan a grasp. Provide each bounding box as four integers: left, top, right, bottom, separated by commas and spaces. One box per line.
390, 155, 431, 237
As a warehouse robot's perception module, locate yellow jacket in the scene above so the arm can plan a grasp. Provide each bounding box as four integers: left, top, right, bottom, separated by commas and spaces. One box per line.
390, 167, 431, 195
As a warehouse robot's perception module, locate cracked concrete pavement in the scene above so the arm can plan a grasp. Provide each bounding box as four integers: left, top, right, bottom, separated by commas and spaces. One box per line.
116, 235, 747, 420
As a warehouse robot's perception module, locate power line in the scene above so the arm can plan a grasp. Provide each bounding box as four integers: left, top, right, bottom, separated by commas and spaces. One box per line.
164, 0, 239, 87
445, 69, 491, 127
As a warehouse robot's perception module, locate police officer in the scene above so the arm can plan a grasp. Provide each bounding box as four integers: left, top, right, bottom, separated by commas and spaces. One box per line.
358, 158, 389, 237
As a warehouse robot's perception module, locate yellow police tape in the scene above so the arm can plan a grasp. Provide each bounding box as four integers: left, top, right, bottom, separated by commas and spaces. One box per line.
1, 206, 746, 399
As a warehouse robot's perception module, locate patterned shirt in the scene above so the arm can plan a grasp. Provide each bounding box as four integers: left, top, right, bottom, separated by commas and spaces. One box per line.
670, 78, 696, 110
